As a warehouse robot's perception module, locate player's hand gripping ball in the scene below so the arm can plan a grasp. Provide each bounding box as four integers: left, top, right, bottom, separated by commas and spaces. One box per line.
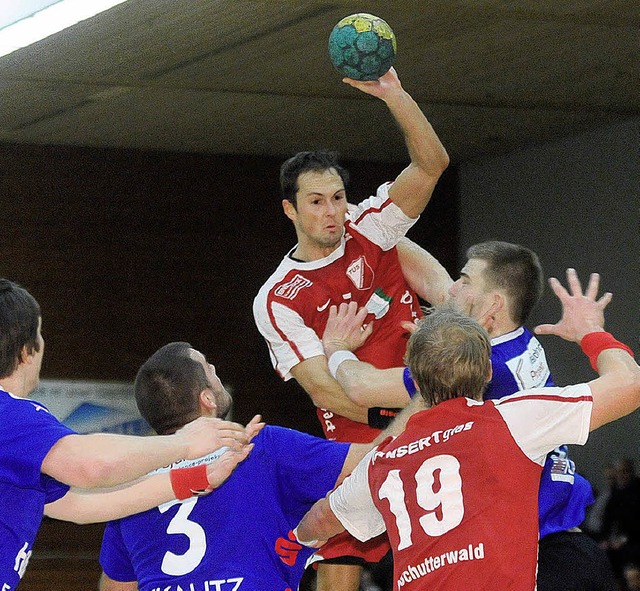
328, 13, 396, 81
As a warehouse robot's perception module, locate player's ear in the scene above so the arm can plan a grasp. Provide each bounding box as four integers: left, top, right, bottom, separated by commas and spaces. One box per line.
199, 389, 218, 416
490, 292, 504, 317
19, 345, 32, 366
282, 199, 297, 222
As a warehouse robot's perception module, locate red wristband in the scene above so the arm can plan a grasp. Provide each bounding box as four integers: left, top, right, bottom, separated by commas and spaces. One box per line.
580, 332, 634, 371
169, 465, 211, 500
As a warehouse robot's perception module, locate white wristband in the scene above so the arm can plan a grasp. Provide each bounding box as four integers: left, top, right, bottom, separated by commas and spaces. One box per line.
328, 350, 359, 378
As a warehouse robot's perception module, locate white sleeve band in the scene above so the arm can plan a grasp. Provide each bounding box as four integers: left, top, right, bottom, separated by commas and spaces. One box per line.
328, 350, 359, 379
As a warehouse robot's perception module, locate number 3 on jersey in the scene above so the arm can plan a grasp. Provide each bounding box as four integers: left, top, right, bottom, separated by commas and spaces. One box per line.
378, 454, 464, 550
159, 498, 206, 576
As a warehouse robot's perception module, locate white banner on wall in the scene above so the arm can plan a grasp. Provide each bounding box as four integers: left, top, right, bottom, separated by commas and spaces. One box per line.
32, 379, 151, 436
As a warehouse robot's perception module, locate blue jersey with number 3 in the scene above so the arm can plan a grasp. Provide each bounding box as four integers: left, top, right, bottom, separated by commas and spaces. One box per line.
100, 425, 350, 591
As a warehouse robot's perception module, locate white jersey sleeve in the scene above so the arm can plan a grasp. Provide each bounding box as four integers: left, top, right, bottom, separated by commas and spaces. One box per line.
252, 299, 324, 381
329, 448, 386, 542
348, 183, 418, 251
494, 383, 592, 464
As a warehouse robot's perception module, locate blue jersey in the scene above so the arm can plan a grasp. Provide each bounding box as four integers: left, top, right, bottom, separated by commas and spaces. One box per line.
100, 425, 350, 591
487, 327, 594, 537
0, 388, 73, 590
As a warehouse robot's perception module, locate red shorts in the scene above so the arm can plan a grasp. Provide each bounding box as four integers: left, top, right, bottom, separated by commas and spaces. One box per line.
308, 530, 390, 568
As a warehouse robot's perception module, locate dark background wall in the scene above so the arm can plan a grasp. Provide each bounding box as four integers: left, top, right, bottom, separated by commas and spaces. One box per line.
458, 118, 640, 492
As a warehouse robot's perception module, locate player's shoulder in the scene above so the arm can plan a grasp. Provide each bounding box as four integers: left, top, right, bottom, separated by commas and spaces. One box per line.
253, 257, 303, 310
346, 183, 393, 222
252, 424, 294, 449
1, 391, 54, 418
255, 256, 293, 293
260, 424, 317, 444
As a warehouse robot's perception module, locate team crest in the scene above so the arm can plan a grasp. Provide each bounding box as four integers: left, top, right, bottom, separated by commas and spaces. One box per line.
346, 255, 374, 290
275, 274, 313, 300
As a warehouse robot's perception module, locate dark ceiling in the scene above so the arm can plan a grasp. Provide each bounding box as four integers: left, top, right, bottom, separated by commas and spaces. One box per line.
1, 0, 638, 164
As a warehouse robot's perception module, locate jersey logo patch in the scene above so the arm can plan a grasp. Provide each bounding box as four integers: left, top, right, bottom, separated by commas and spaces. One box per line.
275, 274, 313, 300
549, 447, 575, 484
346, 255, 374, 290
365, 288, 392, 319
506, 337, 551, 390
317, 298, 331, 312
275, 530, 303, 566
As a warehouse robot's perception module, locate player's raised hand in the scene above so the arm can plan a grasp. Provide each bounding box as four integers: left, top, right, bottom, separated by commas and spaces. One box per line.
205, 443, 255, 490
322, 302, 373, 358
175, 416, 251, 459
534, 268, 612, 343
342, 66, 402, 99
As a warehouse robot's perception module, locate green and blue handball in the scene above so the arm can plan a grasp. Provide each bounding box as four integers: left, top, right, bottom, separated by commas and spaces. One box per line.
328, 13, 396, 81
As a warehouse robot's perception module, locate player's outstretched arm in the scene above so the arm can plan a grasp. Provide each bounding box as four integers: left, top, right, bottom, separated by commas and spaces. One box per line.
42, 415, 254, 489
297, 446, 385, 548
396, 238, 453, 305
322, 302, 411, 408
534, 268, 639, 430
44, 441, 257, 524
294, 496, 343, 549
290, 357, 369, 424
344, 67, 449, 218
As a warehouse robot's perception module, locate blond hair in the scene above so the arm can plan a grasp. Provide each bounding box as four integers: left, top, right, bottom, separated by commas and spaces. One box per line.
405, 306, 491, 406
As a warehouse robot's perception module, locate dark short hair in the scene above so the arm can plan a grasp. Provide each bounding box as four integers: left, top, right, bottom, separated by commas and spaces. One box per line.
466, 241, 544, 325
134, 342, 210, 435
279, 150, 349, 206
0, 279, 41, 378
405, 306, 491, 406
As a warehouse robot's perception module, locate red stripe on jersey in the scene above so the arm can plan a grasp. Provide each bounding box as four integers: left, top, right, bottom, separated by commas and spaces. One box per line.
498, 393, 593, 405
265, 339, 288, 380
351, 196, 393, 226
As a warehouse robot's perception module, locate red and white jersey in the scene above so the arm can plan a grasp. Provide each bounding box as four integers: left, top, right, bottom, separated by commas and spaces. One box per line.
329, 385, 593, 590
253, 183, 422, 443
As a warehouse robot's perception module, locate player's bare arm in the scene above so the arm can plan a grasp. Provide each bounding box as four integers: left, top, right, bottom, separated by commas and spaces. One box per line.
41, 415, 253, 489
289, 356, 369, 423
300, 399, 428, 544
534, 268, 640, 431
322, 303, 411, 407
345, 68, 449, 218
295, 495, 343, 549
44, 441, 257, 524
396, 238, 453, 305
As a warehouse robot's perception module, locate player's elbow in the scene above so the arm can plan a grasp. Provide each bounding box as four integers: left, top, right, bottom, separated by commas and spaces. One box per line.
345, 380, 377, 407
628, 366, 640, 409
72, 455, 123, 488
615, 365, 640, 403
592, 366, 640, 431
421, 145, 450, 179
434, 148, 450, 174
61, 511, 97, 525
306, 385, 333, 411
